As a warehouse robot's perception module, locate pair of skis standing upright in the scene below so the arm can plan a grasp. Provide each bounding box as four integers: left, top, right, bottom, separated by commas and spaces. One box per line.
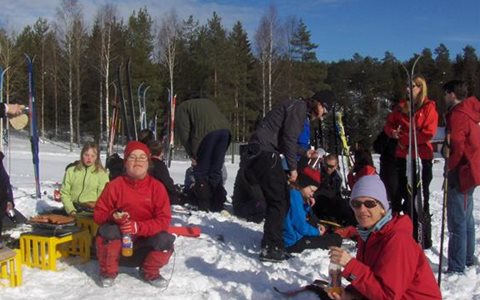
107, 58, 176, 168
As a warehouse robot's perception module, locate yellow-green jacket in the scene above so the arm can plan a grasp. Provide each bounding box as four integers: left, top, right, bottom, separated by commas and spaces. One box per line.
61, 164, 109, 214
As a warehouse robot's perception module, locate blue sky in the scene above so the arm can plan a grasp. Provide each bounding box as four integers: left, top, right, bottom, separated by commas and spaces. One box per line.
1, 0, 479, 62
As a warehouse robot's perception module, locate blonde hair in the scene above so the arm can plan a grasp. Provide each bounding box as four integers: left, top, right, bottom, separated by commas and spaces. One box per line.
76, 142, 105, 172
412, 75, 428, 105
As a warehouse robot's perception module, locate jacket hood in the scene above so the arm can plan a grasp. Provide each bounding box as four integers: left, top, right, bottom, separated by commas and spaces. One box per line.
456, 96, 480, 123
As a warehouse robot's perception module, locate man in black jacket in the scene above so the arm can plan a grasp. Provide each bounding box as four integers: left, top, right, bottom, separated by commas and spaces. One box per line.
246, 91, 334, 262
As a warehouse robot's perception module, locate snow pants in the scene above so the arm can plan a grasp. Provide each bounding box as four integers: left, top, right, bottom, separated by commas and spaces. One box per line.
96, 223, 174, 279
193, 129, 231, 212
243, 146, 289, 249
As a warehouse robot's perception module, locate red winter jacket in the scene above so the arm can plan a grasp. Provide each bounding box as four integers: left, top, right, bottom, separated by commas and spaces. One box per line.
447, 96, 480, 192
342, 215, 441, 299
384, 98, 438, 160
94, 174, 171, 237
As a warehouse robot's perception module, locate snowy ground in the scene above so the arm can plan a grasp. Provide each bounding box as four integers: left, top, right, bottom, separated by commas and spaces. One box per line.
1, 131, 480, 299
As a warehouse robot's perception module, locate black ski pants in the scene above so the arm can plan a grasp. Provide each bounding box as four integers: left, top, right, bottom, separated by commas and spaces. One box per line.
244, 148, 289, 249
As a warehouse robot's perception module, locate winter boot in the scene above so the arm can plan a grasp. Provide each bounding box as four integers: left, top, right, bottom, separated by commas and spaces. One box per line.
96, 235, 121, 280
141, 249, 173, 287
192, 178, 212, 212
99, 275, 116, 288
259, 245, 291, 263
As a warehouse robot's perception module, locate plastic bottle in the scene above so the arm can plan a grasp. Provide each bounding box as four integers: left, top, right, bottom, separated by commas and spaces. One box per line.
53, 182, 61, 201
121, 233, 133, 257
328, 261, 342, 295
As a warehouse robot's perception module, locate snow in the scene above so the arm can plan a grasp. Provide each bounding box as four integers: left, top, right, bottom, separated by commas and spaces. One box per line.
2, 132, 480, 299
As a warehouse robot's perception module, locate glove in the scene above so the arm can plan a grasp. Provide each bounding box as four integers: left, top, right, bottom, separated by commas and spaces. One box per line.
120, 220, 138, 235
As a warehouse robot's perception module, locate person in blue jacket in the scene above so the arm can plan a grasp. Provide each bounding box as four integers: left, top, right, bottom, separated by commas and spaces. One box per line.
283, 166, 342, 253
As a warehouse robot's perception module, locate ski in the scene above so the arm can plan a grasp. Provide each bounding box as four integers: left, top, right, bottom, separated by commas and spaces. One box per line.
401, 55, 424, 247
25, 54, 41, 199
117, 63, 132, 142
334, 109, 353, 191
125, 57, 137, 140
168, 225, 201, 238
141, 85, 150, 131
273, 279, 329, 298
0, 66, 9, 152
107, 82, 120, 157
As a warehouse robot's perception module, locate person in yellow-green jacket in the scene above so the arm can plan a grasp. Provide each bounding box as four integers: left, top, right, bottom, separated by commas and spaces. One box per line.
61, 142, 109, 215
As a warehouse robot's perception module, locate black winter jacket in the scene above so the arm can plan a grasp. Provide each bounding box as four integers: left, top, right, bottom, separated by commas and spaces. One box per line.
249, 99, 307, 171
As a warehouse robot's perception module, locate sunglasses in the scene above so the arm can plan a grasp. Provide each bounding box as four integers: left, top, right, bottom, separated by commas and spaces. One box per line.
326, 164, 336, 169
351, 199, 379, 209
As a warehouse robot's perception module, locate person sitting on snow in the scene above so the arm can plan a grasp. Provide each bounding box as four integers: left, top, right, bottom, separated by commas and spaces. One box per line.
283, 166, 342, 253
142, 136, 180, 205
312, 154, 356, 227
347, 147, 377, 190
94, 141, 174, 288
60, 142, 109, 216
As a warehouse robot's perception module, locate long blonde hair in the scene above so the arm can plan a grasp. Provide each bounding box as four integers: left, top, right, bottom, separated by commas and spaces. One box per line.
412, 75, 428, 106
76, 142, 105, 172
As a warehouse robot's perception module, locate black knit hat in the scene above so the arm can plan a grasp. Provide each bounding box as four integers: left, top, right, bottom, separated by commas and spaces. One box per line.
311, 90, 336, 111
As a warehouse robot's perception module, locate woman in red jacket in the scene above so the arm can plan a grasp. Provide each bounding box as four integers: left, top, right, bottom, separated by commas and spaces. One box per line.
327, 175, 441, 300
94, 141, 174, 288
383, 75, 438, 249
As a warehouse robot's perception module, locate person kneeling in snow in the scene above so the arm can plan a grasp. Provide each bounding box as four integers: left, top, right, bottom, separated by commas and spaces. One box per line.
94, 141, 174, 288
283, 167, 342, 253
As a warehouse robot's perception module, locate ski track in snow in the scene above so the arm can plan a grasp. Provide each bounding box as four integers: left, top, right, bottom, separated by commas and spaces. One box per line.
1, 133, 480, 299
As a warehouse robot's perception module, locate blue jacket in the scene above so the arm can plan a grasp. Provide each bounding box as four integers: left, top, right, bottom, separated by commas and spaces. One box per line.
283, 188, 320, 247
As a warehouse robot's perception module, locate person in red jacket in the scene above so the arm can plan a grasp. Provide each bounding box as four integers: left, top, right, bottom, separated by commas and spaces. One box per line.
347, 147, 377, 190
327, 175, 441, 300
443, 80, 480, 273
94, 141, 174, 288
383, 75, 438, 249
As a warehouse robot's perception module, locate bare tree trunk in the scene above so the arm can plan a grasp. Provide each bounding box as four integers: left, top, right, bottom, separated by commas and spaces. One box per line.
68, 42, 74, 152
53, 46, 59, 138
75, 53, 81, 146
262, 58, 266, 117
234, 87, 239, 142
268, 25, 273, 111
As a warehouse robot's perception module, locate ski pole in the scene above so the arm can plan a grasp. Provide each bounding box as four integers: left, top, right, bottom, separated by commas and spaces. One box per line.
437, 132, 450, 287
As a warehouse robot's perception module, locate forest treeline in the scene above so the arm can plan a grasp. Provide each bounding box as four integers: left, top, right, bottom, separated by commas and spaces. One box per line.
0, 1, 478, 152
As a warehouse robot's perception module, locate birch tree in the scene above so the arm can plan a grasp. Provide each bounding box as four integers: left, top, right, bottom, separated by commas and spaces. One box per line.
96, 4, 118, 144
55, 0, 82, 151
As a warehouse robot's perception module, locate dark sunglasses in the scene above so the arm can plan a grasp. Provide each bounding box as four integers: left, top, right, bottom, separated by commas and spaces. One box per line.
351, 199, 379, 209
326, 164, 336, 169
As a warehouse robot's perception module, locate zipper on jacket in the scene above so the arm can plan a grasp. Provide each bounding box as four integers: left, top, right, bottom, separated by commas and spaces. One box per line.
75, 167, 88, 203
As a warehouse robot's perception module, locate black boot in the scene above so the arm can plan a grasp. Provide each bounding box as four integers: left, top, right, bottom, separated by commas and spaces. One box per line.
192, 179, 212, 212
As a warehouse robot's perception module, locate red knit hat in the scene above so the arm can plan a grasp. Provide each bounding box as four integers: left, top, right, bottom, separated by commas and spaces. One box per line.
297, 166, 321, 188
124, 141, 151, 159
